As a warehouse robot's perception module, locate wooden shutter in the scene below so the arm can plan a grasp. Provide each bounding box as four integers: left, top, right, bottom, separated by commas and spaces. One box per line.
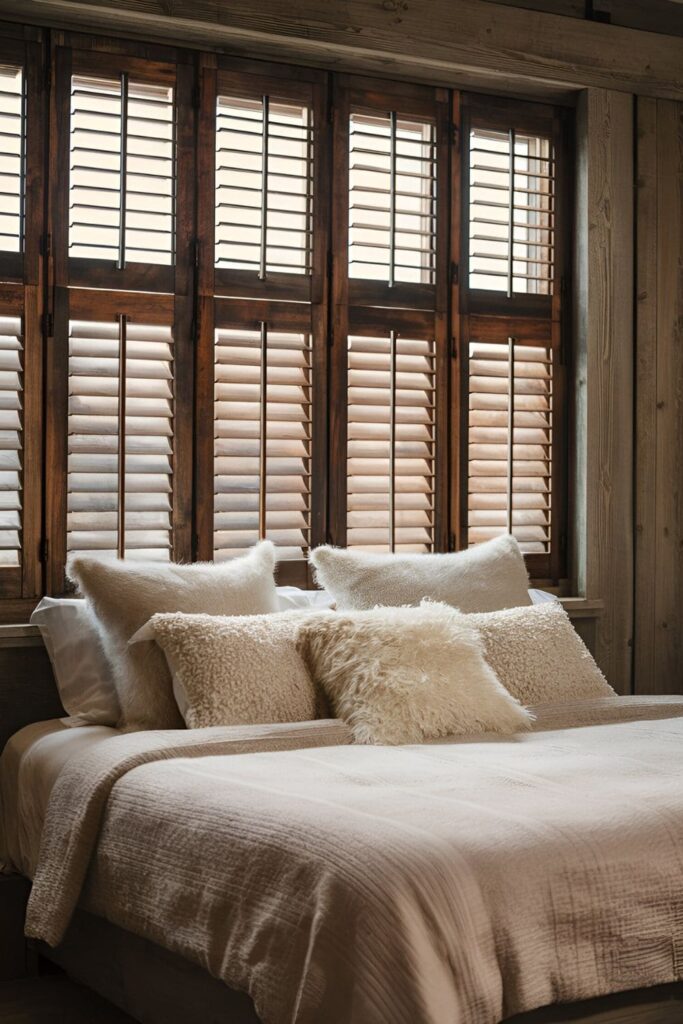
66, 316, 174, 561
0, 312, 23, 569
347, 329, 436, 552
0, 65, 24, 259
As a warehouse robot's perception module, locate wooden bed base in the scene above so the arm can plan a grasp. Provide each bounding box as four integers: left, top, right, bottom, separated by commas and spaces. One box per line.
3, 643, 683, 1024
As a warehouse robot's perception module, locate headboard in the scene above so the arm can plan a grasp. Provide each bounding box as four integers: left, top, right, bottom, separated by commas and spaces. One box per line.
0, 640, 64, 756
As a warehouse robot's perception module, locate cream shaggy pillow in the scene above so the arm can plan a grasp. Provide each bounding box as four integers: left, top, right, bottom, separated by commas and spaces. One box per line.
132, 610, 328, 729
310, 535, 531, 613
296, 603, 532, 744
467, 603, 615, 705
68, 542, 279, 732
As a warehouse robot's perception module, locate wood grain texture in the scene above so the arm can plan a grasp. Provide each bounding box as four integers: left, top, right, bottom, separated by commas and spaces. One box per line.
634, 97, 683, 695
574, 89, 634, 694
0, 0, 682, 100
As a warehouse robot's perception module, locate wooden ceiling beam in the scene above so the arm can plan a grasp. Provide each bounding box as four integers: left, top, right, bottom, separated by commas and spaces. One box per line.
0, 0, 682, 100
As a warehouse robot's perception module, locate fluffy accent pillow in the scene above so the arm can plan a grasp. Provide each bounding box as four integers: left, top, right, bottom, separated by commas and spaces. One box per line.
467, 603, 615, 705
310, 535, 531, 613
296, 603, 532, 744
132, 611, 328, 729
67, 542, 279, 732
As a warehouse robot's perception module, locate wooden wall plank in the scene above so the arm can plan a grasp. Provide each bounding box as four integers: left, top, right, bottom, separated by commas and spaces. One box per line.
1, 0, 682, 101
574, 89, 634, 693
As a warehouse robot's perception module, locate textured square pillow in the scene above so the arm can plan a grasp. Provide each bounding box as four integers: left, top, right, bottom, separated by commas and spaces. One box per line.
296, 603, 532, 744
310, 535, 531, 613
467, 602, 615, 706
68, 542, 279, 731
30, 597, 120, 726
132, 610, 328, 729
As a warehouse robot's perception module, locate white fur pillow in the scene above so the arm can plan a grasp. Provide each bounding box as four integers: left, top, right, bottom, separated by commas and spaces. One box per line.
310, 535, 531, 613
296, 603, 532, 744
467, 603, 615, 705
133, 610, 327, 729
67, 542, 279, 732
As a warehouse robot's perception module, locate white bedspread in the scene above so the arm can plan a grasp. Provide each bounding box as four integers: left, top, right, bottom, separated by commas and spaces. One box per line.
21, 697, 683, 1024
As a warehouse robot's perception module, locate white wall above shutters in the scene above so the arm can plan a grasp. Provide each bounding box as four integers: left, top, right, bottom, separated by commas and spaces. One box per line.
69, 75, 175, 265
214, 325, 312, 561
0, 314, 22, 566
67, 319, 174, 560
347, 333, 435, 552
215, 95, 313, 276
468, 126, 554, 295
0, 65, 24, 254
467, 337, 553, 553
348, 112, 436, 285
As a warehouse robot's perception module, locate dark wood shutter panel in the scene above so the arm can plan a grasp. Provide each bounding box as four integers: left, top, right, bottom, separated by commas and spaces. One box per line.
67, 318, 174, 561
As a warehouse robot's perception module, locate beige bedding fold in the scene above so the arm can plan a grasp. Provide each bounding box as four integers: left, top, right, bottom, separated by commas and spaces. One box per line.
25, 697, 683, 1024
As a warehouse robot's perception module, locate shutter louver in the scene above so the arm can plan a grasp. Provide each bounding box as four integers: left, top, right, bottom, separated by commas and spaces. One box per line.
349, 112, 436, 284
69, 75, 174, 265
0, 66, 24, 254
215, 95, 313, 275
214, 326, 312, 561
347, 333, 435, 552
467, 337, 552, 553
0, 315, 22, 566
67, 318, 174, 561
468, 126, 554, 295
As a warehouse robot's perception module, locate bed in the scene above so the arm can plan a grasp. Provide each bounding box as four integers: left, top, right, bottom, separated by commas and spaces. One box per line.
2, 659, 683, 1024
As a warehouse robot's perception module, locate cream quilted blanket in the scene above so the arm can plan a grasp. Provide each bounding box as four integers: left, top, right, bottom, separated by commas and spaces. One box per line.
26, 697, 683, 1024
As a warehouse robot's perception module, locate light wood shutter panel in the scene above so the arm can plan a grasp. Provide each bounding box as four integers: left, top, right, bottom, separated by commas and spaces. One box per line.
0, 314, 23, 567
214, 325, 312, 561
347, 332, 435, 552
0, 65, 24, 255
67, 318, 174, 561
69, 74, 175, 266
467, 334, 553, 554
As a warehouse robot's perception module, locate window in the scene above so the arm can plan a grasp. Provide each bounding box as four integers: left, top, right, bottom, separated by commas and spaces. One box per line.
0, 31, 573, 617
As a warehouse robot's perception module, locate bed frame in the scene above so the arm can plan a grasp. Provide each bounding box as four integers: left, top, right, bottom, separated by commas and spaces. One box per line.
2, 642, 683, 1024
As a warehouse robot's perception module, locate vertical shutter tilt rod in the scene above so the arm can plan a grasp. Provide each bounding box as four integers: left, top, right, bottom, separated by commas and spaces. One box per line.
18, 69, 26, 252
259, 95, 269, 281
507, 128, 515, 299
117, 314, 128, 559
389, 329, 397, 552
305, 107, 313, 276
118, 72, 129, 271
389, 110, 397, 289
258, 320, 268, 539
506, 335, 515, 536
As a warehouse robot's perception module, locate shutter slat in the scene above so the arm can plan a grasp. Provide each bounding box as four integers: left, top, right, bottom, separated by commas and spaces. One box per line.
0, 316, 22, 566
0, 66, 24, 254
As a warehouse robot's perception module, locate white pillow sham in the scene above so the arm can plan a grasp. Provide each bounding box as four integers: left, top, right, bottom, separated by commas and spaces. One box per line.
30, 597, 119, 727
132, 610, 328, 729
467, 602, 615, 705
296, 603, 533, 744
68, 542, 279, 732
310, 535, 531, 613
276, 586, 335, 611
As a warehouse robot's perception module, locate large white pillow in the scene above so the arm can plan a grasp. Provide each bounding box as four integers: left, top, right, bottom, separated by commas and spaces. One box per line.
30, 598, 119, 727
467, 603, 615, 705
68, 542, 279, 732
296, 602, 532, 744
310, 535, 531, 613
132, 610, 328, 729
276, 586, 335, 611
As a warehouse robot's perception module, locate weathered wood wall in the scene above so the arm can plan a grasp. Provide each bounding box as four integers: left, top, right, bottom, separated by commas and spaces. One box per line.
634, 98, 683, 694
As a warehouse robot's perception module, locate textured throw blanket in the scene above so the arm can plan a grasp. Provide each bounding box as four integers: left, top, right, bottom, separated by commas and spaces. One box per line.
26, 697, 683, 1024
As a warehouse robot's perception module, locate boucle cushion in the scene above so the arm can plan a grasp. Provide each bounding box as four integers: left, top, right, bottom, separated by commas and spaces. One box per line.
67, 542, 279, 732
310, 535, 531, 613
296, 602, 532, 744
133, 610, 327, 729
467, 603, 615, 705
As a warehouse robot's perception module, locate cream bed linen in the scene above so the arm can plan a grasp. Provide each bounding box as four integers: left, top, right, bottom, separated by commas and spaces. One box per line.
21, 696, 683, 1024
0, 720, 119, 878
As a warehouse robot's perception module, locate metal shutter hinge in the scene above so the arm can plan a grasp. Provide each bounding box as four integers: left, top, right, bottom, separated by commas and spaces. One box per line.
39, 538, 49, 564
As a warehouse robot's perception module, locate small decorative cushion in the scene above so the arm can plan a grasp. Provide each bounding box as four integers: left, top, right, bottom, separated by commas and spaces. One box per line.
132, 611, 328, 729
30, 597, 119, 726
310, 535, 531, 613
467, 602, 615, 705
67, 542, 279, 732
296, 602, 532, 744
